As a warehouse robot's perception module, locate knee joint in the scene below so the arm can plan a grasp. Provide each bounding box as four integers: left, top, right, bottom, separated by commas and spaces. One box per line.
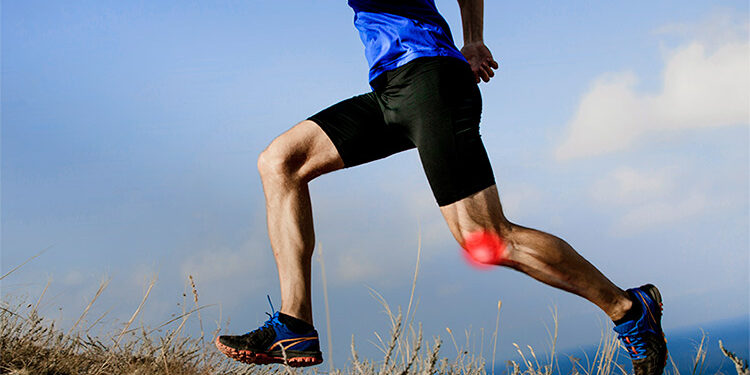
461, 229, 511, 266
257, 144, 305, 182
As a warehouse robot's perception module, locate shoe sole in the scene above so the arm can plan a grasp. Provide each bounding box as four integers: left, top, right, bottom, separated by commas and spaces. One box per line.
215, 336, 323, 367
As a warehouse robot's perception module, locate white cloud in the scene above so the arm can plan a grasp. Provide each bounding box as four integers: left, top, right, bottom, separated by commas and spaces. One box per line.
556, 17, 749, 160
500, 184, 544, 219
589, 164, 700, 234
615, 192, 708, 235
62, 270, 85, 286
180, 241, 270, 288
590, 163, 743, 236
333, 252, 381, 282
591, 166, 673, 205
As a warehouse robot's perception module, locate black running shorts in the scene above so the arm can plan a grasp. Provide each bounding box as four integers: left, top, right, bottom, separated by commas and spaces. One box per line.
308, 57, 495, 206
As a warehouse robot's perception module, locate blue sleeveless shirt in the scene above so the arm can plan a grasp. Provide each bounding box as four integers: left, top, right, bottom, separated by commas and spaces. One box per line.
348, 0, 467, 84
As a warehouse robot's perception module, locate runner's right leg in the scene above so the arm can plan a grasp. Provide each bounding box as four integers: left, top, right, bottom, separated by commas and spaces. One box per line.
215, 120, 342, 367
257, 120, 345, 324
217, 88, 417, 366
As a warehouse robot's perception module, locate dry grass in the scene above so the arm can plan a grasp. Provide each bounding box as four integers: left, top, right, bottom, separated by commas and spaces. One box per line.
1, 249, 747, 375
0, 282, 286, 375
2, 282, 748, 375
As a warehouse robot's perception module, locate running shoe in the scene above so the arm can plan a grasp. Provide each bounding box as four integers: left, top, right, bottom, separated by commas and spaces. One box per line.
614, 284, 668, 375
216, 308, 323, 367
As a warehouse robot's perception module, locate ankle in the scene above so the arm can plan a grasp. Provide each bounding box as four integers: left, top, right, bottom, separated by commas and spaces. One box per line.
608, 292, 634, 322
278, 312, 315, 333
612, 290, 645, 326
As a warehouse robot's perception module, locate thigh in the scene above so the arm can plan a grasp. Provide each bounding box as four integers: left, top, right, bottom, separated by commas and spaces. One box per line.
308, 92, 415, 168
383, 57, 496, 206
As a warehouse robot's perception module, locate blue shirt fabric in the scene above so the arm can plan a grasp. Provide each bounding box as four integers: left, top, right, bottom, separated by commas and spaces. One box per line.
348, 0, 467, 84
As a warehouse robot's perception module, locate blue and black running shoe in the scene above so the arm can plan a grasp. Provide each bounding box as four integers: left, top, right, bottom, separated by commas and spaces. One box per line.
614, 284, 668, 375
216, 306, 323, 367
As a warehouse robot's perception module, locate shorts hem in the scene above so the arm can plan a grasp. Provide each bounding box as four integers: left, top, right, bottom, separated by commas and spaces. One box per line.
435, 177, 496, 207
307, 115, 353, 168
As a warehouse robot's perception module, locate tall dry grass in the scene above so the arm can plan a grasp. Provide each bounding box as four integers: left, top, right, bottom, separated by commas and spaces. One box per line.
1, 247, 747, 375
0, 277, 287, 375
2, 280, 748, 375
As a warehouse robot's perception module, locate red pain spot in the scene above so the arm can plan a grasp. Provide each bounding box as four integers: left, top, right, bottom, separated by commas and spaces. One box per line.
461, 230, 507, 269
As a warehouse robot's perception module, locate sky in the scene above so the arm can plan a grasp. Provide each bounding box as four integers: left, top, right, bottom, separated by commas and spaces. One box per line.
2, 0, 749, 369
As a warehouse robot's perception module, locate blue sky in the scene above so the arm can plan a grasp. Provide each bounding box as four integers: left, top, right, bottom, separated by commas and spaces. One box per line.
2, 0, 748, 368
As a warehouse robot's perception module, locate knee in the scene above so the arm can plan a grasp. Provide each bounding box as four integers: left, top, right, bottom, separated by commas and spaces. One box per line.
257, 141, 300, 183
461, 229, 513, 266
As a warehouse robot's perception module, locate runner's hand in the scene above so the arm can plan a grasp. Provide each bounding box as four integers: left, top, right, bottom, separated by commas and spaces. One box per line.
460, 42, 499, 83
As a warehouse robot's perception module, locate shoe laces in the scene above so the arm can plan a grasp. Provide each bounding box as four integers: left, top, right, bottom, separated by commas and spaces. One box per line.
244, 295, 281, 337
618, 330, 650, 360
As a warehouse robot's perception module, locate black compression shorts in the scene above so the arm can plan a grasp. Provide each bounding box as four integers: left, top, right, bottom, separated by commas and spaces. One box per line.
308, 56, 495, 206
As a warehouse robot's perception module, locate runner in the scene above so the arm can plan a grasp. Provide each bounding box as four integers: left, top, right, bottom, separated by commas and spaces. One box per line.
215, 1, 668, 374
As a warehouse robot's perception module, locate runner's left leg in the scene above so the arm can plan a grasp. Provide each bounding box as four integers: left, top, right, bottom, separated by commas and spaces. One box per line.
438, 185, 634, 321
439, 186, 668, 375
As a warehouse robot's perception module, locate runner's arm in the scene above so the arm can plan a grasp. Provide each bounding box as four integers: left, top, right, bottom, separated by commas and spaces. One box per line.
457, 0, 498, 83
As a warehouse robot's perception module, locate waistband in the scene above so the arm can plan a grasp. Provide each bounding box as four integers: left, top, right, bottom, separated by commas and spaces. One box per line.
370, 56, 471, 92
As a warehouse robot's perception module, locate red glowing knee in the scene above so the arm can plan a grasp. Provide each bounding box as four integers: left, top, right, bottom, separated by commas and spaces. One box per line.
461, 230, 508, 267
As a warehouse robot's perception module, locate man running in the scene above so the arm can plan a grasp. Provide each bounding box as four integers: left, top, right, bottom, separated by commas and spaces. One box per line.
215, 1, 668, 374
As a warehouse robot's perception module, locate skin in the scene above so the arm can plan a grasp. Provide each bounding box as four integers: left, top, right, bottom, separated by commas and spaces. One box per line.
256, 0, 633, 326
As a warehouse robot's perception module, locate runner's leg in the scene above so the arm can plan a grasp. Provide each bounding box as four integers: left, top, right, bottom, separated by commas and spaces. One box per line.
373, 56, 662, 374
259, 91, 414, 325
387, 58, 634, 321
258, 120, 344, 324
439, 185, 634, 321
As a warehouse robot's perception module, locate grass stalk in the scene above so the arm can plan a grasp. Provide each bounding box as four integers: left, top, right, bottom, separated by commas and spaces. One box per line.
0, 246, 51, 281
189, 275, 206, 368
405, 230, 422, 326
68, 277, 110, 335
317, 242, 335, 370
492, 300, 502, 375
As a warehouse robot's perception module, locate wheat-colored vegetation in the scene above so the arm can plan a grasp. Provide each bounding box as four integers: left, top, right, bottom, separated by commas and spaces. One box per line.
1, 249, 747, 375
